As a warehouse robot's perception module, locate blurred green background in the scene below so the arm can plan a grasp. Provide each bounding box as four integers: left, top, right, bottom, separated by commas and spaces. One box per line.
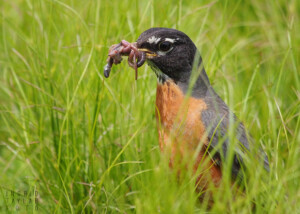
0, 0, 299, 213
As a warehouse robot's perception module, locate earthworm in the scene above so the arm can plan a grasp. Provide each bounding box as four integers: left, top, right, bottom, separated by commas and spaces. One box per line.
103, 40, 146, 79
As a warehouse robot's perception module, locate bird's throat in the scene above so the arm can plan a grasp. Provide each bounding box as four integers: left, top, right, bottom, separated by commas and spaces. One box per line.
148, 58, 211, 98
147, 60, 170, 84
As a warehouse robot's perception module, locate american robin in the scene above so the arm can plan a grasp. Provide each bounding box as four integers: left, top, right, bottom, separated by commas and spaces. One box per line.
134, 28, 269, 191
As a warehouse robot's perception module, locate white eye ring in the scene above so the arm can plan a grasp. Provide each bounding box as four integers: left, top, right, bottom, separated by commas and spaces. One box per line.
158, 41, 172, 51
157, 41, 173, 55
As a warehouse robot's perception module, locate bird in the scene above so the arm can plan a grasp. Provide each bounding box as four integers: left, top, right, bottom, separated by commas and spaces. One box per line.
135, 28, 268, 196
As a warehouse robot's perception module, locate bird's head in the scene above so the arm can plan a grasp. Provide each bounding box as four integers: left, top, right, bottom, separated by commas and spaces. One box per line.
136, 28, 200, 84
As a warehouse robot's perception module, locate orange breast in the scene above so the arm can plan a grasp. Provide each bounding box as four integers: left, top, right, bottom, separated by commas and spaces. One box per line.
155, 80, 222, 188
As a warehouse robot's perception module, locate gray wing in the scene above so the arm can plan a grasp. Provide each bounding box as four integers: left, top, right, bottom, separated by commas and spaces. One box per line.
201, 88, 269, 179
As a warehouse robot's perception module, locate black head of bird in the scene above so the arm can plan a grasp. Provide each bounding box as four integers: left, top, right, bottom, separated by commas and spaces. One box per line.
136, 27, 210, 97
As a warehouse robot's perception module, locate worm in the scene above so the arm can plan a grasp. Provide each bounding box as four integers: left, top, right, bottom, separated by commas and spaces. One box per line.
104, 40, 146, 79
104, 57, 113, 78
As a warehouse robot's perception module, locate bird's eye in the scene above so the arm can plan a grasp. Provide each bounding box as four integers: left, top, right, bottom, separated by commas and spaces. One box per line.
158, 41, 172, 52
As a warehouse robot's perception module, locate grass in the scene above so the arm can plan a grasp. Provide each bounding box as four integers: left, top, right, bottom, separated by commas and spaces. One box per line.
0, 0, 299, 213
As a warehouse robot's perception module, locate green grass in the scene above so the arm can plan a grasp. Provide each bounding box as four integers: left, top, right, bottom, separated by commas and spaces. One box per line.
0, 0, 299, 213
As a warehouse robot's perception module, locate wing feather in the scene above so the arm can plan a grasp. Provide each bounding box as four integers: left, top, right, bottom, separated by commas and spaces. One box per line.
201, 88, 269, 179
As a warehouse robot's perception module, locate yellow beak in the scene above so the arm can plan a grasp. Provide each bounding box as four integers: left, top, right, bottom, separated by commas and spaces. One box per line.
138, 48, 157, 58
